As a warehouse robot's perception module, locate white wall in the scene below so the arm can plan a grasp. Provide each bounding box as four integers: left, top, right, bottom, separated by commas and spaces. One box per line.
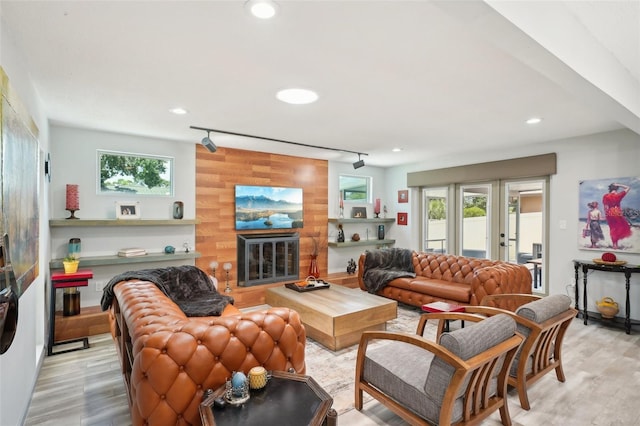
0, 19, 50, 426
327, 162, 388, 273
50, 125, 198, 307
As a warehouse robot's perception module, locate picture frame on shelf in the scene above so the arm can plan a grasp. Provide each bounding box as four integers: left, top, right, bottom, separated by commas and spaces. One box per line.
351, 207, 367, 219
116, 201, 141, 219
397, 212, 408, 225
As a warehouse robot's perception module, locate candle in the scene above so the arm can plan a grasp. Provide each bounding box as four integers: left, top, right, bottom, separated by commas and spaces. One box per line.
66, 184, 79, 211
374, 198, 381, 214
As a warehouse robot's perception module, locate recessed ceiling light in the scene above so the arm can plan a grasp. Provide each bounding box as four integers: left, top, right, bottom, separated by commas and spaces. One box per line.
169, 107, 188, 115
245, 0, 279, 19
392, 148, 403, 152
276, 88, 319, 105
526, 117, 542, 125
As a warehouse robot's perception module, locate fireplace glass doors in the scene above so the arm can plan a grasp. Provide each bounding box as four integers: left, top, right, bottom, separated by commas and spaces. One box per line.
237, 233, 299, 287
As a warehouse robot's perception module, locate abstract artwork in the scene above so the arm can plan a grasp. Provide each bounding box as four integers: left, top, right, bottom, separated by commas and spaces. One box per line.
579, 177, 640, 253
1, 68, 40, 297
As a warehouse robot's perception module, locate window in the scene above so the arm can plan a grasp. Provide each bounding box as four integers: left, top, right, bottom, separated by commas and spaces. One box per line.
97, 150, 174, 196
339, 175, 371, 203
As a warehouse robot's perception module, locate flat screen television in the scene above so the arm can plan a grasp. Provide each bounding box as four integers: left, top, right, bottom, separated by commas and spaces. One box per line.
235, 185, 303, 230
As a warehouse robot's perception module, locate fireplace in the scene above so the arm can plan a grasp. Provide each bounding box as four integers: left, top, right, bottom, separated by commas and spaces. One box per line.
237, 233, 299, 287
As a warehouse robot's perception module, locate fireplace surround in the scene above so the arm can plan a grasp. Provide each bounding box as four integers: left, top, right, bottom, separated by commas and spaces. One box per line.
237, 233, 299, 287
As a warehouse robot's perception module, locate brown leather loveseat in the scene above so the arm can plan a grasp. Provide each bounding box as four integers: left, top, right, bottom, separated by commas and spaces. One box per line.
358, 250, 532, 308
107, 280, 306, 425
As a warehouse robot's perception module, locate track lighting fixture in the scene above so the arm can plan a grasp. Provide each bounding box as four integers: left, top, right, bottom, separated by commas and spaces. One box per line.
201, 131, 217, 153
190, 125, 367, 164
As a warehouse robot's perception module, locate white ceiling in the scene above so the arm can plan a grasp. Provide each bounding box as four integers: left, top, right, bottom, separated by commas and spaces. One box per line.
1, 0, 638, 168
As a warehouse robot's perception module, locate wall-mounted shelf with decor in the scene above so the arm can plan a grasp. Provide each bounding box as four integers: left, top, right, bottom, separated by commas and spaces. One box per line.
49, 252, 201, 269
49, 219, 200, 227
328, 239, 395, 248
49, 218, 200, 270
328, 218, 395, 224
328, 218, 396, 249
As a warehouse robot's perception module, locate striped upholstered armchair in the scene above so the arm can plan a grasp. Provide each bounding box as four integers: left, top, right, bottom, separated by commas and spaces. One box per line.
355, 313, 523, 425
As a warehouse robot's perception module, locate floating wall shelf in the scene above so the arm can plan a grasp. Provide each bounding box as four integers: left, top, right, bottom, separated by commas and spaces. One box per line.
328, 218, 395, 224
50, 219, 200, 227
328, 239, 395, 248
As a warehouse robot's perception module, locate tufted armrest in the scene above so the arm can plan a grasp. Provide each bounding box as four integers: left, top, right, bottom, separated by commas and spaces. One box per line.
110, 280, 306, 426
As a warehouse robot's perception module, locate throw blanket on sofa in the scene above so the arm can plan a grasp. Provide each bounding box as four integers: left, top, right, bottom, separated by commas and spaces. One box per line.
100, 265, 234, 316
363, 248, 416, 294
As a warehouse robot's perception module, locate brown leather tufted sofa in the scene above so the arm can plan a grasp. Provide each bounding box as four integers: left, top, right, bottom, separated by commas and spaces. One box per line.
107, 280, 306, 426
358, 252, 531, 309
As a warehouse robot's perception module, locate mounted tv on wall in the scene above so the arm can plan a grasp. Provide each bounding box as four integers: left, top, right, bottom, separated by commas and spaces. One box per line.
235, 185, 303, 230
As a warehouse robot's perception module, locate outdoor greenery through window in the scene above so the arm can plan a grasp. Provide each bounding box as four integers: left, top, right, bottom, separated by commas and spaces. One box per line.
98, 150, 173, 196
339, 175, 371, 202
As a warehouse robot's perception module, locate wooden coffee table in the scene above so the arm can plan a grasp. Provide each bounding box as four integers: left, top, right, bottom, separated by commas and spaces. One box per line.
266, 284, 397, 350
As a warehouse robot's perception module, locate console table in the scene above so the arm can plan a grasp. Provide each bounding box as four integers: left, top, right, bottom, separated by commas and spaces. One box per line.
573, 260, 640, 334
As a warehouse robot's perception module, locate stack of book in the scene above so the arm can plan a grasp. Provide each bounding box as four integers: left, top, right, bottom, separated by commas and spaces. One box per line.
117, 248, 147, 257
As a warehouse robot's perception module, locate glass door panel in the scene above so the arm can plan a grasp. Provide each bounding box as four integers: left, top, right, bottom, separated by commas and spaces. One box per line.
459, 184, 491, 259
500, 179, 546, 292
423, 187, 448, 254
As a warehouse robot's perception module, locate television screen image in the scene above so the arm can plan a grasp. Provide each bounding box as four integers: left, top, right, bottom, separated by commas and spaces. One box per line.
235, 185, 303, 230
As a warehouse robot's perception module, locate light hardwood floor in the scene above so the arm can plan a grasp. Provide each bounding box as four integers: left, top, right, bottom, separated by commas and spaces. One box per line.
25, 313, 640, 425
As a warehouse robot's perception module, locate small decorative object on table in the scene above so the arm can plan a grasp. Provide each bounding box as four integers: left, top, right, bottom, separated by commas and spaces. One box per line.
225, 372, 250, 405
337, 224, 345, 243
347, 258, 356, 274
596, 296, 619, 319
248, 366, 269, 390
285, 276, 330, 292
164, 245, 175, 254
351, 233, 360, 242
593, 252, 627, 265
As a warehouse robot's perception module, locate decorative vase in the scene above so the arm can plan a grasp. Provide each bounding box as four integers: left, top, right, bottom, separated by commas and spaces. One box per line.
309, 255, 320, 278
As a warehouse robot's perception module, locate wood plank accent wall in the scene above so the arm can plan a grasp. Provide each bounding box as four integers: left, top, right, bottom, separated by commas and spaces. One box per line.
195, 146, 328, 306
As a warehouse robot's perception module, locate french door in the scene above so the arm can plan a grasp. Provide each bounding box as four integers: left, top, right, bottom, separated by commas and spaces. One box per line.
422, 178, 547, 293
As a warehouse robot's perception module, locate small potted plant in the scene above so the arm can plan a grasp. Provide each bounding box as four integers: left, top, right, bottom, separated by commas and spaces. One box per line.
63, 254, 80, 274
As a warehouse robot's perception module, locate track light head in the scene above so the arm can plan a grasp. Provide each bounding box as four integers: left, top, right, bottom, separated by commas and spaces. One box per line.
201, 132, 217, 153
353, 154, 365, 169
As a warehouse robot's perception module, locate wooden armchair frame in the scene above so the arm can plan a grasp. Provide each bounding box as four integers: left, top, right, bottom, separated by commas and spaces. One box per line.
355, 313, 523, 426
464, 294, 578, 410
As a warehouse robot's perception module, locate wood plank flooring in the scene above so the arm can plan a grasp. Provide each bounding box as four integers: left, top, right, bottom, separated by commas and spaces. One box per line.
25, 311, 640, 425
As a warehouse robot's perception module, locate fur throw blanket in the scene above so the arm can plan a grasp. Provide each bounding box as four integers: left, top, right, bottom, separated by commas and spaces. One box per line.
100, 265, 234, 317
362, 248, 416, 294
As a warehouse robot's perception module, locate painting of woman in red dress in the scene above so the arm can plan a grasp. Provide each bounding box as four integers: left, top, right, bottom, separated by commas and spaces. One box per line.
602, 183, 632, 249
